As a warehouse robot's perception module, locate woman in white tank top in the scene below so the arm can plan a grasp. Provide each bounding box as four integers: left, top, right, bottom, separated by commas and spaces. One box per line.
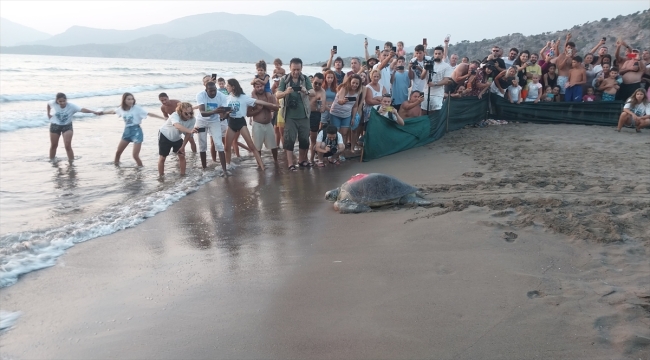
364, 69, 385, 122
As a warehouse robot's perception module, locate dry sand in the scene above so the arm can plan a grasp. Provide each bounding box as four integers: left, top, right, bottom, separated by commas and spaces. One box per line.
0, 123, 648, 359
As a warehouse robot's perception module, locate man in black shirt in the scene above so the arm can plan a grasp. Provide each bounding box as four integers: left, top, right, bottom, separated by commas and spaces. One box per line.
482, 46, 507, 73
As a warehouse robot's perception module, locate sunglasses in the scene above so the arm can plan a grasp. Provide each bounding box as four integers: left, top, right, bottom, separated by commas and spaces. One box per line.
182, 111, 193, 117
492, 50, 499, 52
313, 82, 322, 85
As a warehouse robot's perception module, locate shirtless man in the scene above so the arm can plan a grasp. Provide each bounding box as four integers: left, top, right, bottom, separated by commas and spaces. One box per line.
159, 92, 196, 153
450, 62, 470, 93
551, 33, 576, 101
616, 42, 645, 101
597, 67, 620, 102
398, 91, 425, 119
249, 80, 278, 162
308, 73, 327, 164
565, 56, 587, 102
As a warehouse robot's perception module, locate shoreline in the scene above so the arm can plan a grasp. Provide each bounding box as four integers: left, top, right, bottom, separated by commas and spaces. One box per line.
1, 123, 648, 359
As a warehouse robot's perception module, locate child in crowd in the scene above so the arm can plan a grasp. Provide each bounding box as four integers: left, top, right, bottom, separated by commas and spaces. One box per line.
525, 74, 543, 103
582, 87, 596, 102
450, 85, 467, 98
552, 86, 562, 102
396, 41, 406, 57
617, 89, 650, 132
373, 94, 405, 125
565, 56, 586, 102
217, 78, 228, 95
598, 67, 620, 102
542, 86, 554, 102
543, 64, 557, 89
507, 77, 522, 104
272, 58, 286, 78
251, 60, 271, 93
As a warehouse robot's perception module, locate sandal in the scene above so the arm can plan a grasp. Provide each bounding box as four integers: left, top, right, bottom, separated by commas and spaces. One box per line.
298, 161, 313, 168
329, 158, 340, 165
316, 160, 325, 167
288, 165, 298, 172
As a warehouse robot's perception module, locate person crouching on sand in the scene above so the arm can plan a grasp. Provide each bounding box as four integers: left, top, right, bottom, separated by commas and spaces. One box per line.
617, 88, 650, 132
157, 102, 197, 176
99, 92, 165, 166
46, 92, 101, 161
314, 125, 345, 166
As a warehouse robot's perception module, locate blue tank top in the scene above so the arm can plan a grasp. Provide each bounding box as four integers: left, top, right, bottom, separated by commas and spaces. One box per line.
325, 88, 336, 103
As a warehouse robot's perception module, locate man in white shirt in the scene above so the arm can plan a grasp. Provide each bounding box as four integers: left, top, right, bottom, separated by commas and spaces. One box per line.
420, 46, 453, 115
373, 49, 396, 94
502, 47, 519, 69
409, 44, 431, 94
196, 82, 229, 173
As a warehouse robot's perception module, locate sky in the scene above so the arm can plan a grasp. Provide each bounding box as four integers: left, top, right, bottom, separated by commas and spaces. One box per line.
1, 0, 648, 46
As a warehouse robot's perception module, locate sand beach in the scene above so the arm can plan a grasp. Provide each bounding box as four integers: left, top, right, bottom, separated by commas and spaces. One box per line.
1, 123, 648, 359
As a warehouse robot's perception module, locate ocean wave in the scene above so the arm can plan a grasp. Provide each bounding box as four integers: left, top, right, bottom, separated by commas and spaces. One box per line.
0, 112, 96, 133
0, 83, 194, 103
0, 169, 223, 288
106, 67, 152, 71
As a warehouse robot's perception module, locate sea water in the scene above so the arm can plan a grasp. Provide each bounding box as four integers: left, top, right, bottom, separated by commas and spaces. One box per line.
0, 54, 323, 287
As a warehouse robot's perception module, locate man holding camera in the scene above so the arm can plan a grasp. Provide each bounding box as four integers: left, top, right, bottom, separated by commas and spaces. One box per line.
420, 46, 453, 115
276, 58, 315, 171
314, 125, 345, 166
409, 44, 431, 94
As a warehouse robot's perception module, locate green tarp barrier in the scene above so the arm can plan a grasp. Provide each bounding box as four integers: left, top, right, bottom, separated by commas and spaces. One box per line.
362, 93, 626, 161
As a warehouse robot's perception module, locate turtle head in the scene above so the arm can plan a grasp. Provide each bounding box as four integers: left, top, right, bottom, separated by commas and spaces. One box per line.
325, 188, 340, 202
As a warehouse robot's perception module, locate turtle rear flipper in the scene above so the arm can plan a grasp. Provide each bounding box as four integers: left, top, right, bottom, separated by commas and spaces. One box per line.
399, 193, 432, 206
334, 200, 372, 213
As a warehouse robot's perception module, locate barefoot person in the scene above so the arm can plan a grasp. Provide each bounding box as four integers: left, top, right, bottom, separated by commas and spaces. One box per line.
158, 102, 197, 176
46, 92, 100, 161
196, 82, 229, 173
159, 92, 196, 153
100, 92, 164, 166
249, 79, 279, 162
308, 73, 327, 164
224, 78, 279, 171
617, 88, 650, 132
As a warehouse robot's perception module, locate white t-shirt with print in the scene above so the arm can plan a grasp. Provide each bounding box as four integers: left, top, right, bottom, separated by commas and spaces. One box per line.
410, 56, 431, 93
116, 104, 148, 127
226, 94, 256, 118
624, 101, 649, 116
316, 130, 343, 144
196, 90, 229, 126
159, 112, 196, 142
48, 100, 82, 125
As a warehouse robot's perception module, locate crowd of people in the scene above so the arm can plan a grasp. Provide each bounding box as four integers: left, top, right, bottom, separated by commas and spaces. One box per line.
46, 34, 650, 174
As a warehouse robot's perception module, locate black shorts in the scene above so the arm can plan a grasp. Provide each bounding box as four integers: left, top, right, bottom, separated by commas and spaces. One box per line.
158, 132, 183, 157
228, 117, 247, 132
50, 123, 73, 135
309, 111, 321, 132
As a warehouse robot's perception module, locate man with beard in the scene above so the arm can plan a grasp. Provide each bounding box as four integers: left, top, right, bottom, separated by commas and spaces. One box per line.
345, 57, 366, 84
525, 53, 543, 85
325, 49, 346, 85
420, 46, 453, 115
502, 48, 519, 69
482, 46, 506, 73
589, 38, 608, 65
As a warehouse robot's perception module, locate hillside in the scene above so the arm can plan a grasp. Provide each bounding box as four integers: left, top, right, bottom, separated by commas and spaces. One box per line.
0, 30, 271, 63
311, 10, 649, 66
0, 17, 51, 46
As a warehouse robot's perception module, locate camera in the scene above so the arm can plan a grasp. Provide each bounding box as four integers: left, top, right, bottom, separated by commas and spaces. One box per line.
470, 70, 477, 75
423, 59, 434, 71
397, 65, 405, 71
291, 85, 301, 92
287, 98, 299, 109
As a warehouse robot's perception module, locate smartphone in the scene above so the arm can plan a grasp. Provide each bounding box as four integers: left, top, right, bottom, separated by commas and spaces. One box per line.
423, 38, 427, 44
602, 37, 606, 42
385, 106, 393, 112
211, 73, 217, 80
219, 106, 232, 112
365, 37, 367, 42
362, 61, 367, 66
346, 96, 357, 101
396, 66, 405, 71
375, 45, 380, 51
333, 45, 337, 53
391, 46, 397, 53
197, 127, 206, 133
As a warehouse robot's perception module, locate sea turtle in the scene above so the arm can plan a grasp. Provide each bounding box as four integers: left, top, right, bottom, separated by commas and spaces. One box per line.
325, 173, 432, 213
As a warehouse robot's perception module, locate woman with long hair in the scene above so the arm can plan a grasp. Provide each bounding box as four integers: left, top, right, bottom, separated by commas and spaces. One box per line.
99, 92, 165, 166
157, 102, 197, 176
46, 92, 101, 161
513, 50, 530, 97
494, 66, 518, 97
329, 74, 363, 149
224, 78, 279, 171
617, 88, 650, 132
321, 70, 338, 125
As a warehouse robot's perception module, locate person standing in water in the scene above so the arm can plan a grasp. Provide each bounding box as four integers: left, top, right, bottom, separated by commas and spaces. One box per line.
196, 82, 229, 174
46, 92, 101, 161
159, 92, 197, 153
224, 78, 279, 171
99, 92, 165, 166
158, 102, 198, 176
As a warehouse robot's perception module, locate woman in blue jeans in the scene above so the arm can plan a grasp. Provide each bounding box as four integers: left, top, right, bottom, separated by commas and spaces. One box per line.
328, 74, 362, 148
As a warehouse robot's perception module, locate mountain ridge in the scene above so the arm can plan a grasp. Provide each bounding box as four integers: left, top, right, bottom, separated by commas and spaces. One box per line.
0, 17, 51, 46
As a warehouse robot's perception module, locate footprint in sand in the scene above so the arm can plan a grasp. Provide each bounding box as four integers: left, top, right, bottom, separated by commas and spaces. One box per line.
527, 290, 544, 299
503, 231, 518, 242
462, 172, 484, 178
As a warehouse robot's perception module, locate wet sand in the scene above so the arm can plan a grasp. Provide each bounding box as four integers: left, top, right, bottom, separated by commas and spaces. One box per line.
1, 123, 649, 359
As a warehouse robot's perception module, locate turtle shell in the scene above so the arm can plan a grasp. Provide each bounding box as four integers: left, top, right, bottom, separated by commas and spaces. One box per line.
338, 173, 418, 205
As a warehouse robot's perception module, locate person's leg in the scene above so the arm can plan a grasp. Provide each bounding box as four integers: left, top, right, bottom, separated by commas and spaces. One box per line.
49, 131, 61, 160
178, 152, 186, 175
188, 136, 197, 153
283, 118, 297, 170
132, 142, 143, 166
636, 117, 650, 132
114, 139, 130, 165
158, 156, 166, 176
224, 127, 236, 166
617, 113, 631, 131
197, 129, 208, 169
208, 121, 226, 174
233, 134, 241, 157
240, 127, 264, 170
297, 118, 310, 165
62, 129, 74, 161
210, 137, 217, 162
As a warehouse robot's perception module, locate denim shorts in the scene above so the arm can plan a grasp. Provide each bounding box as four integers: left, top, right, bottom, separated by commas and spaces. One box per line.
122, 125, 143, 143
329, 114, 351, 129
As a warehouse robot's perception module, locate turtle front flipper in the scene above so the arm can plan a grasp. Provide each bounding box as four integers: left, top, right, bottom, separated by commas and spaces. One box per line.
334, 199, 372, 213
399, 193, 432, 206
